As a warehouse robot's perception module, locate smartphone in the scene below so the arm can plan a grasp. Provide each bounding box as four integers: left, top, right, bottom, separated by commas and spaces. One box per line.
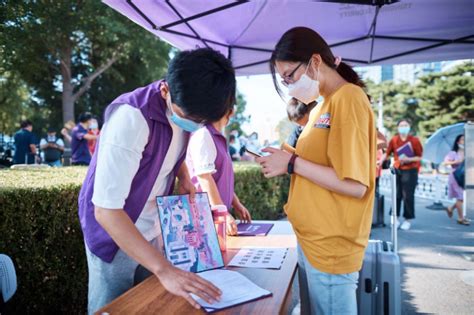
245, 148, 262, 158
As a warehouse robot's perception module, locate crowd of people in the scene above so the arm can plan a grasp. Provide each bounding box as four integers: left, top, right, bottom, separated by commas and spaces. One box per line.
10, 113, 100, 167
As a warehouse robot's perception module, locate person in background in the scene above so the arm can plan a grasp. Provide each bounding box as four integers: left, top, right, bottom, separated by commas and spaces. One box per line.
229, 129, 241, 153
246, 132, 260, 153
187, 109, 251, 235
40, 127, 64, 167
13, 120, 36, 165
286, 98, 317, 148
385, 119, 423, 230
71, 112, 98, 166
444, 135, 469, 225
375, 130, 388, 194
87, 117, 100, 156
228, 135, 241, 161
61, 120, 75, 146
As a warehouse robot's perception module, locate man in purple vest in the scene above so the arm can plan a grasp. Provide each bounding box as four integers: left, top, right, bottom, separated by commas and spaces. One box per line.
78, 48, 236, 313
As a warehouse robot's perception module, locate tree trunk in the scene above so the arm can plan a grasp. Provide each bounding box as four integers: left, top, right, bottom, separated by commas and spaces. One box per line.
60, 44, 119, 125
60, 46, 75, 125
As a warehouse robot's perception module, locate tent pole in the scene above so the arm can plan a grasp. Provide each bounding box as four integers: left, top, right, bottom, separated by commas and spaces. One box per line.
159, 0, 249, 30
165, 0, 210, 48
368, 5, 381, 63
373, 34, 474, 63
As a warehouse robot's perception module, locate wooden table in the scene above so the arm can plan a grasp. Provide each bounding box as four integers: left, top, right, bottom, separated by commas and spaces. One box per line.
97, 221, 297, 315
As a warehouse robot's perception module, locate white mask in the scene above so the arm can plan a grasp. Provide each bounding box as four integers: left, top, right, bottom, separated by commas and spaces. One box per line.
287, 61, 320, 105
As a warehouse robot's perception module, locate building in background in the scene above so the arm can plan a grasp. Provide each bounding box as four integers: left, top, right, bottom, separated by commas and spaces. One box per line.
357, 60, 472, 85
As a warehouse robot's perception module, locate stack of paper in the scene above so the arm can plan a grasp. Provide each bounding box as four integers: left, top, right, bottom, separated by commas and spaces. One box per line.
191, 269, 272, 312
227, 247, 288, 270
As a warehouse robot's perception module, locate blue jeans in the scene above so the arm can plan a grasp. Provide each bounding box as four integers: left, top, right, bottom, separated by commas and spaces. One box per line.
298, 246, 359, 315
46, 160, 62, 167
85, 239, 159, 314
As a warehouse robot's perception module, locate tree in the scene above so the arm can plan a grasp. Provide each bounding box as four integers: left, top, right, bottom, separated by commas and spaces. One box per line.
0, 72, 31, 134
2, 1, 170, 128
226, 91, 251, 136
414, 62, 474, 139
366, 79, 418, 136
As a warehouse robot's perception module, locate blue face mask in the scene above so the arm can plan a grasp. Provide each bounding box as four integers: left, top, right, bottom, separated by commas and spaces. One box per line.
170, 112, 202, 132
398, 126, 410, 135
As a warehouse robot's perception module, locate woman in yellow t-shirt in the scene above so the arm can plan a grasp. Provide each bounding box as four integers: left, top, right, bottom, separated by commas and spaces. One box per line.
257, 27, 376, 315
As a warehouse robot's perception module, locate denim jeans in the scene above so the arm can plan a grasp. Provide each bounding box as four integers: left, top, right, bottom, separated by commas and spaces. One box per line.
298, 246, 359, 315
396, 168, 418, 219
46, 160, 62, 167
85, 239, 158, 314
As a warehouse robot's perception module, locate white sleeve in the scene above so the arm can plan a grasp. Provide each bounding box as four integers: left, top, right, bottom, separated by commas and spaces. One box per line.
57, 139, 64, 147
188, 127, 217, 176
92, 105, 150, 209
39, 139, 47, 146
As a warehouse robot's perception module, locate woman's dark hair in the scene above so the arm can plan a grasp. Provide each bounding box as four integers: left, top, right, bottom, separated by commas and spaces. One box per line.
167, 48, 236, 123
452, 134, 464, 152
270, 27, 366, 97
287, 98, 317, 122
397, 118, 412, 126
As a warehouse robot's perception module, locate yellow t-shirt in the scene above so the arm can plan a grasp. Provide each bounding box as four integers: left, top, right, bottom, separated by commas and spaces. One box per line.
285, 83, 376, 274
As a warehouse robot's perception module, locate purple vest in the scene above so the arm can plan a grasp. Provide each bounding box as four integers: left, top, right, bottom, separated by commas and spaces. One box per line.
188, 124, 234, 209
78, 80, 188, 263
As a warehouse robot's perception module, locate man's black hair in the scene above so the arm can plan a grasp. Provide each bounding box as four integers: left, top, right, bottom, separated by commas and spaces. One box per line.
78, 112, 93, 123
229, 134, 236, 142
166, 48, 236, 123
20, 120, 32, 129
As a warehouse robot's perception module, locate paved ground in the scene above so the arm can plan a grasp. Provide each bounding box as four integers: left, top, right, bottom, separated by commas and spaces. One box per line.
288, 195, 474, 315
371, 195, 474, 315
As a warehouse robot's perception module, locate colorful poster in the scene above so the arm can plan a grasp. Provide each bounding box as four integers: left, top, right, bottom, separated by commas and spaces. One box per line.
157, 193, 224, 273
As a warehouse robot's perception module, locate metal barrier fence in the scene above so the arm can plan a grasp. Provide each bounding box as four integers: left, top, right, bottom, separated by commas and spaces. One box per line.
379, 171, 454, 204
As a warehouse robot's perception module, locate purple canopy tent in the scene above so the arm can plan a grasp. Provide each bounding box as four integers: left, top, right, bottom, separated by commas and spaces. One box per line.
103, 0, 474, 75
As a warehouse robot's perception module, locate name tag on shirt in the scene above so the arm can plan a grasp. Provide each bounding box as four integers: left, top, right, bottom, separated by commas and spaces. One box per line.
314, 112, 331, 129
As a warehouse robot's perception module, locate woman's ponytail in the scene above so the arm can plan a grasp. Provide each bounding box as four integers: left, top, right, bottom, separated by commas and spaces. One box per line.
335, 61, 366, 89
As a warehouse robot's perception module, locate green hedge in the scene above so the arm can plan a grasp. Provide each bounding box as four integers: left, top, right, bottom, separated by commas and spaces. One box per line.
0, 163, 289, 314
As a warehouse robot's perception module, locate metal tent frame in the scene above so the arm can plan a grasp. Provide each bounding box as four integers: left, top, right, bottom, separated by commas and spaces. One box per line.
125, 0, 474, 69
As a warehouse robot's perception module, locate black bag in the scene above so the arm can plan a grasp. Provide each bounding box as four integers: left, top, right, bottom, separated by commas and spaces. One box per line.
381, 159, 391, 170
453, 162, 465, 189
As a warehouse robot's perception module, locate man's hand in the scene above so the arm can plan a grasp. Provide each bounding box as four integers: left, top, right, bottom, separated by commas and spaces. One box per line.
234, 202, 251, 223
156, 264, 221, 309
177, 177, 196, 201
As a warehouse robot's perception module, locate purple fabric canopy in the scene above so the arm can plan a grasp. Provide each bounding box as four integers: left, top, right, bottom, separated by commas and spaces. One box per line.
103, 0, 474, 75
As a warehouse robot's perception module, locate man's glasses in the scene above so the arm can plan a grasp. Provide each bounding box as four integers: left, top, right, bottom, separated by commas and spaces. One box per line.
281, 62, 303, 87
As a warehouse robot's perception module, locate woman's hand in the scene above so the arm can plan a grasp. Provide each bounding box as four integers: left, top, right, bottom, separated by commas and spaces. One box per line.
156, 264, 221, 309
256, 147, 292, 178
226, 214, 238, 235
234, 202, 251, 223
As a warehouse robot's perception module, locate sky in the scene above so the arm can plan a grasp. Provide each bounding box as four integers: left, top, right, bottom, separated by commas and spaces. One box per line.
236, 74, 288, 142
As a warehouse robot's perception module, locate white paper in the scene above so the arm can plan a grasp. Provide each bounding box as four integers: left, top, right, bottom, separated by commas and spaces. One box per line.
227, 247, 288, 269
191, 269, 271, 312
